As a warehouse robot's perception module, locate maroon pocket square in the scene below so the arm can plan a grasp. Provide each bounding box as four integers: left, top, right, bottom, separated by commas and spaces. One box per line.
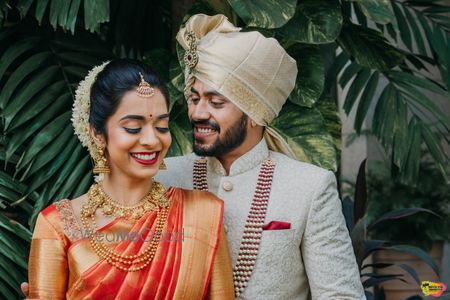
262, 221, 291, 230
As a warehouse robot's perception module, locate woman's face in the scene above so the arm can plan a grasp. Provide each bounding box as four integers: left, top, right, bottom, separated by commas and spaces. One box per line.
100, 88, 171, 181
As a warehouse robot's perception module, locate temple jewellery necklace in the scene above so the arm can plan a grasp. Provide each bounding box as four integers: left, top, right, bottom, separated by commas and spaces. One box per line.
80, 181, 171, 272
193, 157, 276, 297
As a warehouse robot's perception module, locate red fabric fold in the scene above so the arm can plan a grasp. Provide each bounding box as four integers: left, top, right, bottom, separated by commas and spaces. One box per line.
262, 220, 291, 230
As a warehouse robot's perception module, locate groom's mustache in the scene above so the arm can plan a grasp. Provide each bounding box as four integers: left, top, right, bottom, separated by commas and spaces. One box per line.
191, 120, 221, 133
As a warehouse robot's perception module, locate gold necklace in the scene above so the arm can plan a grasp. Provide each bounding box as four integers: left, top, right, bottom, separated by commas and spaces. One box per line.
80, 181, 171, 272
101, 181, 169, 220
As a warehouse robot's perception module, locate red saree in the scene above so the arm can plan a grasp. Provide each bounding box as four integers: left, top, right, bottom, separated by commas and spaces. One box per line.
28, 187, 234, 299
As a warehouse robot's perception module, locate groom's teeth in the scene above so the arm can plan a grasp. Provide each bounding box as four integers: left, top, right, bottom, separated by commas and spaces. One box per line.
133, 153, 156, 160
198, 128, 214, 134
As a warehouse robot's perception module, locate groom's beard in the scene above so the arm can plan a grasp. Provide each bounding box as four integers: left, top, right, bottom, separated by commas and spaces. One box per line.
192, 114, 248, 157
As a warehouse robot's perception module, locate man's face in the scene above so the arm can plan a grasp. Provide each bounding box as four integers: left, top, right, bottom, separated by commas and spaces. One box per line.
188, 79, 248, 157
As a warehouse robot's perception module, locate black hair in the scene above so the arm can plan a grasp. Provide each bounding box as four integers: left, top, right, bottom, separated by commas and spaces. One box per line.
89, 58, 169, 136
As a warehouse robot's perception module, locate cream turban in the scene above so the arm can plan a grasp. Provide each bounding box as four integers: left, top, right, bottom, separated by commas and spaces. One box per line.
176, 14, 298, 158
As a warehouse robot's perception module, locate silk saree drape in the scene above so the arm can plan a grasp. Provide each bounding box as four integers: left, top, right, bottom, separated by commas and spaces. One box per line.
28, 187, 234, 299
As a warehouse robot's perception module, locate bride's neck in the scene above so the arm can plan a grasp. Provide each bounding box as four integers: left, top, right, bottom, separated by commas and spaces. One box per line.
101, 174, 153, 206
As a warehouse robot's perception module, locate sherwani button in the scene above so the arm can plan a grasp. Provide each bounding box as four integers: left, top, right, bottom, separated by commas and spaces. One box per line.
222, 181, 233, 191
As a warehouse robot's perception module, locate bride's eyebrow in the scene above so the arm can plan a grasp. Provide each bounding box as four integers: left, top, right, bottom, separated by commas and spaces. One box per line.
157, 113, 169, 120
119, 115, 145, 121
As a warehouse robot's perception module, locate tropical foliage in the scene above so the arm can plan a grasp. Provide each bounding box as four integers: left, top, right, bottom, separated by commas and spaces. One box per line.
0, 0, 449, 298
367, 160, 450, 250
342, 160, 442, 300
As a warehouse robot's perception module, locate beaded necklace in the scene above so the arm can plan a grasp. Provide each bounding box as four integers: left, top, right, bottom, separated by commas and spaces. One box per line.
193, 157, 276, 297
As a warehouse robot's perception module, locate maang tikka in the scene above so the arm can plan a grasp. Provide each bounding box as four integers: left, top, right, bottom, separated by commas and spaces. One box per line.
137, 72, 155, 98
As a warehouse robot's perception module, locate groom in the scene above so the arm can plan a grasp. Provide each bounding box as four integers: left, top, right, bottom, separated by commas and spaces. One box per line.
157, 14, 365, 299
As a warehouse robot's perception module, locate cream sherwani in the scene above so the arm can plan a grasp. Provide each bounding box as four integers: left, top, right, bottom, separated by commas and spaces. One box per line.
156, 139, 365, 299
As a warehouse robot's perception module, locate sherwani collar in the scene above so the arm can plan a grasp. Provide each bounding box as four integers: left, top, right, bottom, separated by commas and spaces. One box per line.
207, 139, 269, 176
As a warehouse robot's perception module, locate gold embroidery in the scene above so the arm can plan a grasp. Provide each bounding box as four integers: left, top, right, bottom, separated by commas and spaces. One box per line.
55, 199, 82, 242
222, 76, 274, 125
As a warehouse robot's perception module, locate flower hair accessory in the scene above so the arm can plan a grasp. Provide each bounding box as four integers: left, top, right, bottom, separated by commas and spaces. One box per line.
72, 61, 110, 181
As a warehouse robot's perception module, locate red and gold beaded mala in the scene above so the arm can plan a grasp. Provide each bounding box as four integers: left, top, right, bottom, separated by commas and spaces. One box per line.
193, 157, 276, 298
80, 181, 170, 272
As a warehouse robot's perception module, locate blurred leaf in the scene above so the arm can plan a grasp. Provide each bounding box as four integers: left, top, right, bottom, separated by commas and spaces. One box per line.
387, 70, 450, 98
399, 263, 421, 285
227, 0, 296, 29
354, 159, 367, 224
351, 218, 366, 268
167, 104, 192, 157
7, 83, 66, 132
5, 93, 69, 161
339, 62, 363, 88
270, 102, 338, 171
0, 37, 40, 82
363, 274, 406, 288
142, 48, 171, 82
389, 245, 440, 275
349, 0, 397, 26
0, 51, 52, 110
403, 6, 427, 55
342, 196, 355, 232
369, 208, 440, 230
338, 22, 405, 71
278, 0, 342, 44
3, 66, 59, 130
393, 3, 412, 50
15, 112, 71, 172
316, 97, 341, 155
354, 71, 379, 133
287, 44, 325, 108
343, 68, 371, 114
84, 0, 109, 32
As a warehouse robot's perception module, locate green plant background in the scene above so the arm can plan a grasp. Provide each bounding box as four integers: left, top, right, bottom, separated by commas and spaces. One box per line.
0, 0, 449, 299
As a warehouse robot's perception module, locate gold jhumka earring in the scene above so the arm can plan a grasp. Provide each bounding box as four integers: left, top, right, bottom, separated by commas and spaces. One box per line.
137, 72, 155, 98
93, 146, 110, 174
159, 160, 167, 170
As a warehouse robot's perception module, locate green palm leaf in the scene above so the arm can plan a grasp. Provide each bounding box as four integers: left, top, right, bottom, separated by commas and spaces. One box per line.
17, 0, 108, 33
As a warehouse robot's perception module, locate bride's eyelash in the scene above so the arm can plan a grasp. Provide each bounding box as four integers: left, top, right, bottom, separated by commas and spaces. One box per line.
124, 127, 140, 134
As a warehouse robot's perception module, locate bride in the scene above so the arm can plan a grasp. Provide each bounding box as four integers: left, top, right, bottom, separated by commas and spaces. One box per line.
27, 59, 234, 299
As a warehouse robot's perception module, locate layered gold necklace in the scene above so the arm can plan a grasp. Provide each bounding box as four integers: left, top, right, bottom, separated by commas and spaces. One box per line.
80, 181, 171, 272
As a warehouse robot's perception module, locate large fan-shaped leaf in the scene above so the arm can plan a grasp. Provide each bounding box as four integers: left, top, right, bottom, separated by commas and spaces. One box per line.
0, 51, 52, 110
227, 0, 296, 29
18, 0, 108, 33
354, 71, 379, 133
15, 112, 71, 172
337, 22, 405, 71
3, 66, 59, 130
279, 0, 342, 44
5, 93, 70, 161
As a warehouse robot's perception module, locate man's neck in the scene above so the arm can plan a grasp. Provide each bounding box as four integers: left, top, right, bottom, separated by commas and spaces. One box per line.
216, 137, 263, 175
